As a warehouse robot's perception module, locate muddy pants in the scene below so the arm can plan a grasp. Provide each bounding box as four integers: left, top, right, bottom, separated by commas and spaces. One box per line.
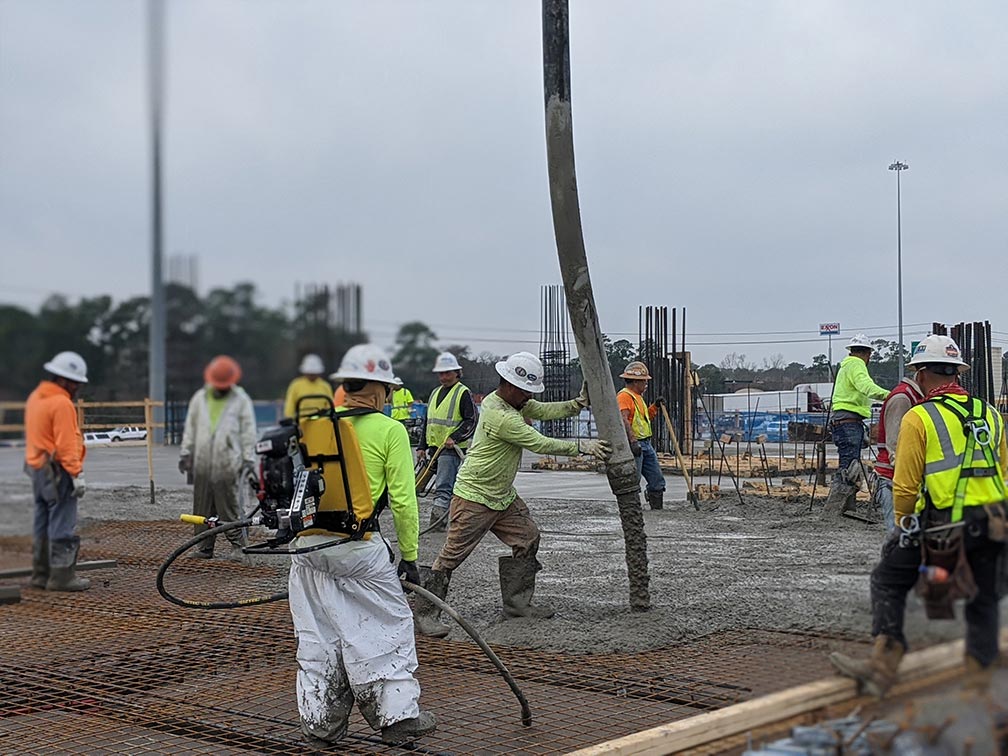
191, 473, 246, 553
871, 531, 1003, 666
29, 463, 80, 566
431, 495, 539, 573
831, 419, 864, 482
288, 536, 422, 742
873, 479, 896, 532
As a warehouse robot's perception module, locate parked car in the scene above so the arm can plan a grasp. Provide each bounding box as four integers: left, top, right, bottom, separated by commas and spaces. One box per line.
108, 426, 147, 442
84, 432, 112, 446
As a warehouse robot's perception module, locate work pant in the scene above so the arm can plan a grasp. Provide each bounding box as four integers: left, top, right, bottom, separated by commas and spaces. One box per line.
432, 495, 539, 573
873, 479, 896, 532
288, 536, 422, 742
831, 420, 864, 481
870, 530, 1004, 666
432, 449, 462, 513
29, 463, 79, 566
634, 440, 666, 494
192, 473, 246, 552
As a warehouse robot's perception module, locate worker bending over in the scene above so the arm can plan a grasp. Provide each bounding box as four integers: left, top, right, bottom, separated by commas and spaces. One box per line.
830, 335, 1006, 698
288, 344, 435, 747
24, 351, 91, 591
417, 351, 477, 531
413, 352, 611, 637
617, 361, 667, 510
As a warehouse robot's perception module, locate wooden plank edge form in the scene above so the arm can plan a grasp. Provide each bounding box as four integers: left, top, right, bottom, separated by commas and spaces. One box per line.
567, 629, 1008, 756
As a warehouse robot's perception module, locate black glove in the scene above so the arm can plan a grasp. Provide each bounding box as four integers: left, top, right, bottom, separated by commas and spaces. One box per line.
178, 455, 192, 474
630, 439, 643, 458
654, 397, 666, 407
398, 559, 420, 592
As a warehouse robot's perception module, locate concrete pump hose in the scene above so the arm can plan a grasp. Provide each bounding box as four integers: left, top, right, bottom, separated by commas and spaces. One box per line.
402, 579, 532, 727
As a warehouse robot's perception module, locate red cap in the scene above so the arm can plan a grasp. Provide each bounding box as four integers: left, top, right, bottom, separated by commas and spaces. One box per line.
204, 355, 242, 389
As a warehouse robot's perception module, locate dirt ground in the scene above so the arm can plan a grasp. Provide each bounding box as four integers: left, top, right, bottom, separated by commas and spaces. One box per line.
4, 473, 1003, 656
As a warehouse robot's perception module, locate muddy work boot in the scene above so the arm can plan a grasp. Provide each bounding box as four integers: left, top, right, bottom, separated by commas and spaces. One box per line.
820, 477, 857, 519
499, 556, 555, 619
412, 569, 450, 638
428, 507, 448, 533
829, 635, 904, 698
646, 490, 664, 510
30, 537, 49, 589
381, 710, 437, 745
46, 537, 90, 592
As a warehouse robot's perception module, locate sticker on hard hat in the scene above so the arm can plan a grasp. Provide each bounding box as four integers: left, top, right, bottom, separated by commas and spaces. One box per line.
514, 366, 527, 376
365, 360, 376, 372
378, 360, 390, 371
946, 346, 959, 357
915, 344, 927, 354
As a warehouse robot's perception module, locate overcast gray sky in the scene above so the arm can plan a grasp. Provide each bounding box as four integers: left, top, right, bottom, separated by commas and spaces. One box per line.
2, 1, 1006, 367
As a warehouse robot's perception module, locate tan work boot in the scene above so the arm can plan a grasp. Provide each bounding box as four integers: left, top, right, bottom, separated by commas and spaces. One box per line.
963, 654, 995, 695
828, 635, 904, 698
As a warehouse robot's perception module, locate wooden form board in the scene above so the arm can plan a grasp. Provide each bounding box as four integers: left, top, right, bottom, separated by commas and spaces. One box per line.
567, 629, 1008, 755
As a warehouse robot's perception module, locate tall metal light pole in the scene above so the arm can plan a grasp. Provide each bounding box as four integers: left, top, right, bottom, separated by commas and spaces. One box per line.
888, 160, 909, 379
148, 0, 166, 444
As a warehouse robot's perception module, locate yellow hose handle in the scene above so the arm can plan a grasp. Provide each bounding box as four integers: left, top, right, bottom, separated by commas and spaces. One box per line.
180, 514, 206, 525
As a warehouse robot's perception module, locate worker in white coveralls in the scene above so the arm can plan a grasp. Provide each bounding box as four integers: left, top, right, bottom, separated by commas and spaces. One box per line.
412, 352, 611, 637
178, 355, 257, 561
288, 344, 436, 747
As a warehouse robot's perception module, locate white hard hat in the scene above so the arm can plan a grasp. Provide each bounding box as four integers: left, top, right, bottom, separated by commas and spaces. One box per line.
299, 353, 325, 375
846, 333, 874, 351
907, 334, 969, 372
329, 344, 402, 386
44, 351, 88, 384
432, 351, 462, 373
495, 352, 545, 393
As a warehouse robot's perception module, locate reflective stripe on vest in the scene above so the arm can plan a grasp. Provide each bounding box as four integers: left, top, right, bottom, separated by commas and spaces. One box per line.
426, 382, 470, 449
619, 388, 652, 440
391, 388, 413, 420
912, 395, 1006, 521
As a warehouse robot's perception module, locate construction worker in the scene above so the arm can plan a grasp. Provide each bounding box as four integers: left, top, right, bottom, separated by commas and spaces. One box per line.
417, 351, 477, 531
617, 361, 666, 510
412, 352, 611, 637
24, 351, 90, 591
390, 385, 415, 422
288, 344, 436, 746
873, 367, 924, 531
829, 335, 1006, 698
823, 333, 890, 516
283, 353, 337, 419
178, 356, 257, 561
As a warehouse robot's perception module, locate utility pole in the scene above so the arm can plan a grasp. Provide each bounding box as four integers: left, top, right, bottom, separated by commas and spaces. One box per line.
888, 160, 909, 379
148, 0, 166, 445
542, 0, 650, 611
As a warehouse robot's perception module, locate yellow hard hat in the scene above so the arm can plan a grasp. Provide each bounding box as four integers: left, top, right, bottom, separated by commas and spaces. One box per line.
620, 361, 652, 380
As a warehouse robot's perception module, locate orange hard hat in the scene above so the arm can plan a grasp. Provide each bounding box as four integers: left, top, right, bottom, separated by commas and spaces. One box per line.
204, 355, 242, 389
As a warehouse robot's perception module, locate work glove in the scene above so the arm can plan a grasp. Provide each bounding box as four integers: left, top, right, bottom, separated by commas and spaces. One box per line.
630, 439, 643, 458
574, 381, 591, 408
72, 474, 87, 499
397, 559, 420, 592
653, 397, 666, 407
578, 438, 613, 462
178, 455, 192, 475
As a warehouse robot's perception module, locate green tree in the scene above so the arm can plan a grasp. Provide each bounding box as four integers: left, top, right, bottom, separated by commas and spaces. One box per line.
392, 321, 440, 395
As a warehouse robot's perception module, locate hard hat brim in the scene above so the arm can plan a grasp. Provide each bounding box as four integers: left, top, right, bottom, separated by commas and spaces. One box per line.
329, 371, 403, 386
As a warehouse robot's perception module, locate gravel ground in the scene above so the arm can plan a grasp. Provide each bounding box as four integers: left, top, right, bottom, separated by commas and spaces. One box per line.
6, 470, 1002, 655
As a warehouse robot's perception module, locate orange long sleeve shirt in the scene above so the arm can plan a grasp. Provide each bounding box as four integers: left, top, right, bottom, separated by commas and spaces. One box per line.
24, 380, 86, 477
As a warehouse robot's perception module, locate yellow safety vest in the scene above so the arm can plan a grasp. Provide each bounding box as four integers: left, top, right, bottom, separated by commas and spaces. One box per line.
390, 387, 414, 421
426, 382, 471, 450
912, 395, 1006, 522
619, 388, 652, 440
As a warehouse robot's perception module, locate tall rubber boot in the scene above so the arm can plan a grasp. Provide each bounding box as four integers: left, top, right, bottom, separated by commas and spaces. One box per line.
820, 478, 856, 519
828, 635, 904, 697
499, 556, 555, 619
428, 508, 448, 533
646, 490, 664, 510
412, 570, 450, 638
30, 537, 49, 589
381, 710, 437, 745
963, 654, 995, 696
46, 536, 90, 592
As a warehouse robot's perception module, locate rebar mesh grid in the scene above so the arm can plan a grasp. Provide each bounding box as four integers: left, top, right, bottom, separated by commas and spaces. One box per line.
0, 521, 869, 755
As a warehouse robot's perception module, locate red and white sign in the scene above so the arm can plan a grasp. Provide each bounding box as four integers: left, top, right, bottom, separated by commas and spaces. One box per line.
819, 322, 841, 336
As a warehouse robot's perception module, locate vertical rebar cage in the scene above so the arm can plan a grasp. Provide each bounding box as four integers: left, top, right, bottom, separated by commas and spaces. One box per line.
638, 306, 689, 454
540, 284, 573, 438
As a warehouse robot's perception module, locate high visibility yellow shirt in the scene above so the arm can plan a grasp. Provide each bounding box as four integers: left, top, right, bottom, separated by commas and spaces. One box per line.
832, 356, 889, 417
892, 393, 1008, 522
283, 376, 335, 419
390, 387, 414, 421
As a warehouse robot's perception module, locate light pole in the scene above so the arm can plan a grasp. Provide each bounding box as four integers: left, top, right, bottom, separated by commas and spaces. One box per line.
888, 160, 909, 379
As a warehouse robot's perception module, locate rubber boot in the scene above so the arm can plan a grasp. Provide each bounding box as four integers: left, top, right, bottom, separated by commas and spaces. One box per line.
821, 477, 856, 519
381, 710, 437, 745
963, 654, 995, 695
412, 569, 450, 638
428, 507, 448, 533
499, 555, 555, 619
646, 490, 664, 510
46, 536, 90, 592
828, 635, 904, 698
30, 537, 49, 589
